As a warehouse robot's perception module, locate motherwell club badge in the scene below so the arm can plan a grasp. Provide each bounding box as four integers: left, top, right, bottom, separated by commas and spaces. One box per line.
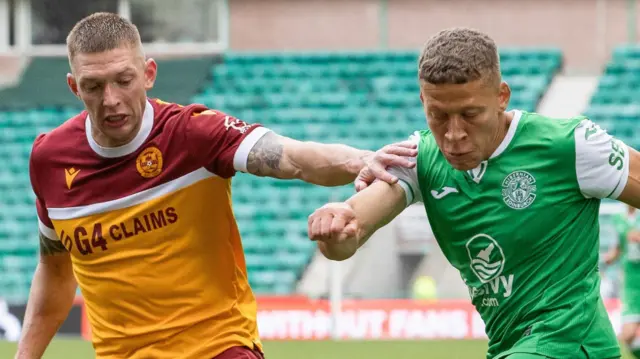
136, 147, 163, 178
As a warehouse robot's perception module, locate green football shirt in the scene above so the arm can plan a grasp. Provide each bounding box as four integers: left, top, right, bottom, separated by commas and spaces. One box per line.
389, 111, 627, 359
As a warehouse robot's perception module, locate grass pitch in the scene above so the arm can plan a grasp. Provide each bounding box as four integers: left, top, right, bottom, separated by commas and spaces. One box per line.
0, 338, 633, 358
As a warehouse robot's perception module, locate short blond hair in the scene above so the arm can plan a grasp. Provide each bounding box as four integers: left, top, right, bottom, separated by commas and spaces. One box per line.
418, 27, 500, 85
66, 12, 142, 61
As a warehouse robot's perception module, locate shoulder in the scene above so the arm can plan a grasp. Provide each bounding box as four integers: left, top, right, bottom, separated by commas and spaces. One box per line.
410, 129, 433, 143
29, 111, 87, 198
518, 111, 587, 143
410, 129, 438, 155
148, 98, 199, 129
410, 129, 444, 174
150, 97, 207, 118
150, 98, 251, 134
511, 111, 593, 164
30, 111, 87, 166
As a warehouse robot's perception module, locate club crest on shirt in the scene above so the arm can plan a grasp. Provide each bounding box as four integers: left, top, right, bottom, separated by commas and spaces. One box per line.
501, 170, 537, 210
136, 147, 163, 178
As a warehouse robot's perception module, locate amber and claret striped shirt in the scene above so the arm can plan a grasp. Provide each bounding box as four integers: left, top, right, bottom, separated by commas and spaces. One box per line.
30, 99, 270, 358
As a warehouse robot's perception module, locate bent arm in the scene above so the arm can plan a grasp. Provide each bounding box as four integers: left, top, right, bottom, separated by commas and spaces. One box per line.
15, 233, 77, 359
246, 132, 372, 186
318, 181, 408, 260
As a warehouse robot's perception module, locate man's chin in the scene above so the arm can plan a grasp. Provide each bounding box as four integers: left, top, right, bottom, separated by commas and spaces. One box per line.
446, 157, 481, 171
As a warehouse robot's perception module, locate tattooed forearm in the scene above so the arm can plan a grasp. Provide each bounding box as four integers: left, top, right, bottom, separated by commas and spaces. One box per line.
39, 232, 67, 256
246, 132, 284, 177
245, 132, 371, 185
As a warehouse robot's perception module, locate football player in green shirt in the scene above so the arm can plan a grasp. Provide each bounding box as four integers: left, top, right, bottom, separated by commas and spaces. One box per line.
309, 28, 640, 359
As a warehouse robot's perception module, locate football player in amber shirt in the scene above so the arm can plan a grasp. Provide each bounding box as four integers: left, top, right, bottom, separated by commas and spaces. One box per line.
15, 12, 417, 359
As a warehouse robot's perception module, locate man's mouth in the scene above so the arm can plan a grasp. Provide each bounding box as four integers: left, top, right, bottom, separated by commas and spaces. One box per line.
104, 115, 128, 128
447, 151, 472, 158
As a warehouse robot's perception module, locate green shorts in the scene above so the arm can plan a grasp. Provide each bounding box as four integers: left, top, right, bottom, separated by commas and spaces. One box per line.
622, 287, 640, 324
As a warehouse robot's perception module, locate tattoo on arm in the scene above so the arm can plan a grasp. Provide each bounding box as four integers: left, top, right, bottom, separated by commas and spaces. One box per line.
246, 132, 284, 176
39, 232, 67, 256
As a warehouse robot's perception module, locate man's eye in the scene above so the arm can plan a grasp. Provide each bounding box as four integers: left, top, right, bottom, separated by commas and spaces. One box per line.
429, 112, 447, 121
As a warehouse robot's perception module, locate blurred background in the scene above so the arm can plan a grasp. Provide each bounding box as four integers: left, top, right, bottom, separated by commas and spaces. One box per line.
0, 0, 638, 358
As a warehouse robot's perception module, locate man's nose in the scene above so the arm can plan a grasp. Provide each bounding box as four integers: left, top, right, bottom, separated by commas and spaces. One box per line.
444, 116, 468, 142
102, 83, 120, 108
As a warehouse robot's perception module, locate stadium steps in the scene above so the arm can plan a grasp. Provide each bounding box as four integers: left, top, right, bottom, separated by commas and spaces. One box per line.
585, 45, 640, 149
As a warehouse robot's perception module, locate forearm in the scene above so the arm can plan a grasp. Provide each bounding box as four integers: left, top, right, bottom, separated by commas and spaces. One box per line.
16, 263, 76, 358
16, 232, 77, 359
347, 181, 407, 241
290, 141, 372, 186
320, 182, 407, 260
246, 132, 372, 186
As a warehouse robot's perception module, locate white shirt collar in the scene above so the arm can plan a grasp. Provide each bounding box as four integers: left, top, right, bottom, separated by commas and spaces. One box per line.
490, 110, 522, 159
466, 110, 522, 183
86, 100, 154, 158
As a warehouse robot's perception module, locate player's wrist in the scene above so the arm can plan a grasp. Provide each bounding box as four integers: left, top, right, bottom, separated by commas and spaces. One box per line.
346, 150, 374, 176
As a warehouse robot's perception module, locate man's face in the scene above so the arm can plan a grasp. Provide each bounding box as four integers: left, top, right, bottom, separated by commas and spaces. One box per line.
67, 45, 157, 147
420, 76, 510, 171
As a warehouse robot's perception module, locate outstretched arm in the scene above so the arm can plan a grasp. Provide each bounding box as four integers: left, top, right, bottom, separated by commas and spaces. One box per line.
246, 132, 416, 187
182, 107, 417, 185
308, 181, 409, 260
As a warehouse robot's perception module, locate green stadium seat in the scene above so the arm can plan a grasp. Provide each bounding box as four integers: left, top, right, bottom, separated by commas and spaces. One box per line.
587, 45, 640, 148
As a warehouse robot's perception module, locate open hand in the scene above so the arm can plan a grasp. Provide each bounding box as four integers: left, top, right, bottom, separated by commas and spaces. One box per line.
355, 140, 417, 192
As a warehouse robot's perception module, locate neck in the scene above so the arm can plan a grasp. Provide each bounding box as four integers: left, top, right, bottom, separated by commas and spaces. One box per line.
91, 121, 141, 148
485, 111, 512, 159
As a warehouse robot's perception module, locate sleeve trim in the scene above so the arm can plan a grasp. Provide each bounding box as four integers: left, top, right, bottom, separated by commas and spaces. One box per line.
38, 219, 59, 241
396, 179, 414, 208
233, 127, 272, 173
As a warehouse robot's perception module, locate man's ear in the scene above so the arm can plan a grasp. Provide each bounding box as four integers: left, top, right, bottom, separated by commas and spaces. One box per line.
144, 58, 158, 90
67, 73, 80, 98
498, 81, 511, 112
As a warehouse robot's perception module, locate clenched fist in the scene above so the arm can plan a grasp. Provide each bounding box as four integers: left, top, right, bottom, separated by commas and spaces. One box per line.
308, 202, 360, 260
